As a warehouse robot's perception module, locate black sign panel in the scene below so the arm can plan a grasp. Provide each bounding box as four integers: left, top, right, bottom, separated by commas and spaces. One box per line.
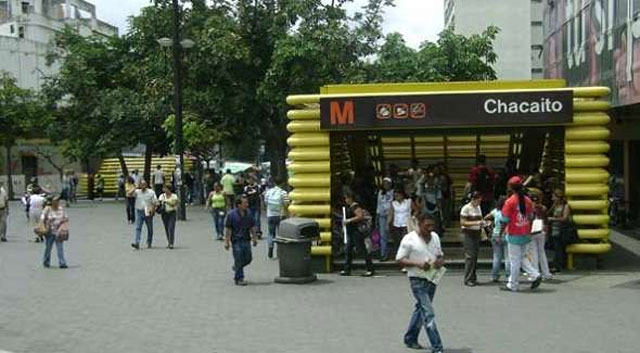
319, 90, 574, 131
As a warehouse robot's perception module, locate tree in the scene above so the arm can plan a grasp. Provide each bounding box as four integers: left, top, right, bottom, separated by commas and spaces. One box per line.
0, 72, 43, 198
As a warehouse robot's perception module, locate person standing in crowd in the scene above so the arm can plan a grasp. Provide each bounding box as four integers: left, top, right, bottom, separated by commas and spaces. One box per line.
340, 190, 375, 277
244, 177, 263, 239
29, 192, 47, 242
220, 169, 236, 209
116, 174, 126, 201
396, 214, 445, 353
460, 191, 484, 286
95, 174, 105, 201
152, 165, 165, 198
159, 186, 179, 249
467, 154, 496, 215
41, 196, 68, 269
87, 173, 95, 201
61, 172, 71, 206
499, 176, 542, 292
419, 172, 443, 233
125, 177, 136, 224
526, 194, 553, 280
435, 163, 453, 228
0, 181, 8, 242
224, 196, 258, 286
388, 189, 412, 258
173, 165, 182, 194
205, 183, 227, 240
376, 177, 393, 261
264, 177, 290, 259
484, 196, 509, 282
184, 171, 194, 205
128, 181, 158, 250
131, 170, 140, 186
548, 190, 571, 273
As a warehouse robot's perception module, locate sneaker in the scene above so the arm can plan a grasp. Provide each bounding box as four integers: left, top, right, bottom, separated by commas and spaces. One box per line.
43, 264, 50, 268
362, 271, 375, 277
1, 237, 7, 242
499, 285, 517, 292
404, 342, 424, 349
464, 281, 478, 287
531, 276, 542, 290
147, 243, 152, 249
491, 277, 500, 283
168, 244, 174, 249
235, 279, 248, 286
59, 264, 68, 269
542, 275, 553, 281
339, 270, 351, 276
131, 243, 140, 250
268, 247, 273, 259
401, 268, 407, 273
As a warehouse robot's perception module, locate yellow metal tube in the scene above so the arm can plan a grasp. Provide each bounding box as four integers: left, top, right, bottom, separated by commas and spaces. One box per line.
577, 228, 610, 240
573, 100, 611, 112
566, 243, 611, 254
565, 168, 609, 183
319, 232, 332, 243
311, 245, 332, 256
287, 95, 320, 105
289, 174, 331, 188
565, 126, 610, 140
572, 113, 611, 126
314, 218, 331, 229
572, 214, 610, 225
290, 189, 331, 202
287, 133, 329, 147
287, 121, 321, 133
567, 200, 609, 210
288, 161, 330, 173
287, 109, 320, 120
565, 141, 610, 154
571, 86, 611, 97
565, 184, 609, 196
288, 148, 331, 161
565, 155, 609, 167
288, 204, 331, 215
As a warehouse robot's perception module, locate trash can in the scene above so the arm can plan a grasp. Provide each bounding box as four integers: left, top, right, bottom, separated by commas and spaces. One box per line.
274, 218, 319, 284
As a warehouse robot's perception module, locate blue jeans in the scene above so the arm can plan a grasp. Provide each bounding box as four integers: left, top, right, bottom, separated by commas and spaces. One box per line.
377, 214, 388, 258
491, 237, 510, 279
404, 277, 443, 352
134, 209, 153, 245
212, 208, 226, 238
267, 216, 282, 249
250, 207, 261, 233
43, 233, 66, 267
232, 240, 252, 281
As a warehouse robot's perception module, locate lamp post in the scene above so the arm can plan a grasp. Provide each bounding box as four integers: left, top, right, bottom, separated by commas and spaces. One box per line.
156, 0, 195, 221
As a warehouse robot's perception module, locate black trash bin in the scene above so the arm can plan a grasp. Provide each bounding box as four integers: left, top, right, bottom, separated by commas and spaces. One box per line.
274, 218, 319, 284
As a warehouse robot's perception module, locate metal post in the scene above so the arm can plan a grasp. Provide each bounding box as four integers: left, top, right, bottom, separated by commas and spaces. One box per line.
171, 0, 186, 220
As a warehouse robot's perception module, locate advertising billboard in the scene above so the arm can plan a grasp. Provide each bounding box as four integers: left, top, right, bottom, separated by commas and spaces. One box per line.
544, 0, 640, 106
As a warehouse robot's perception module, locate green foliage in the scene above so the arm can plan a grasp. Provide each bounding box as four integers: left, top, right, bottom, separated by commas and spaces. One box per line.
0, 72, 44, 146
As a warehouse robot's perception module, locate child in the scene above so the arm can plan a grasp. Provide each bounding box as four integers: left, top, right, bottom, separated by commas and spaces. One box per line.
484, 196, 509, 282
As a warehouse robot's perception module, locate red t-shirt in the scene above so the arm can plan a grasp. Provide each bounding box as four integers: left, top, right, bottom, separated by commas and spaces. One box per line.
501, 194, 534, 236
468, 165, 495, 200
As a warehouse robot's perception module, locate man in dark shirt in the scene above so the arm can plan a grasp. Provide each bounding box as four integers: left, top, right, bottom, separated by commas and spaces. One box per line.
467, 154, 496, 215
244, 177, 263, 238
225, 196, 258, 286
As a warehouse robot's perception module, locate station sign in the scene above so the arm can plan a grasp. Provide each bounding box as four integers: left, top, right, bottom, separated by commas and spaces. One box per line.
319, 90, 574, 131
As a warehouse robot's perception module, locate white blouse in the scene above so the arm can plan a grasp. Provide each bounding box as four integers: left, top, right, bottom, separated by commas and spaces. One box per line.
392, 199, 412, 228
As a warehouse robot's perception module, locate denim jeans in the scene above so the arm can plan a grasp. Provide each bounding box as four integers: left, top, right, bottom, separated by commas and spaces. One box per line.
267, 216, 282, 249
161, 211, 176, 246
404, 277, 443, 352
232, 240, 252, 281
377, 214, 388, 258
250, 207, 261, 234
212, 208, 226, 238
491, 237, 510, 280
134, 209, 153, 245
43, 233, 66, 267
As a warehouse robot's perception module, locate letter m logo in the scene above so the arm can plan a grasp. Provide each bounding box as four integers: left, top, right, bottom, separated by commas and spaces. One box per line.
330, 101, 354, 125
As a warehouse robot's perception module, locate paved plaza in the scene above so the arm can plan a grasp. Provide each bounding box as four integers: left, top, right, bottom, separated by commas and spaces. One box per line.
0, 201, 639, 353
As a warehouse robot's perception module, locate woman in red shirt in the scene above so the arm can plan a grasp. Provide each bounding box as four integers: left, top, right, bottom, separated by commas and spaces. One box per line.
500, 176, 542, 292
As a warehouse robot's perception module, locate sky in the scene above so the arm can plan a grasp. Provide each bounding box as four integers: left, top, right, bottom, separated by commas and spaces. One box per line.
89, 0, 444, 49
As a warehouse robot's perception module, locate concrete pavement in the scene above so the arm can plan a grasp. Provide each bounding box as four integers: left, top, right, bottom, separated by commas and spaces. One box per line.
0, 200, 639, 353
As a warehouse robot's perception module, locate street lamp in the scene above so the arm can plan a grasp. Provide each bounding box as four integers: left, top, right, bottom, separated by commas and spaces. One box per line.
156, 0, 195, 221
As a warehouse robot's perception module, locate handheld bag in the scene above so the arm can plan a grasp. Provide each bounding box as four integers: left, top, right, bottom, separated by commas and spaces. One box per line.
34, 221, 50, 236
57, 222, 69, 242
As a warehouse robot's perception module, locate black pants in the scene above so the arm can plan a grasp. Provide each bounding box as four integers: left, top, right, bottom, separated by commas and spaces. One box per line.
462, 229, 481, 284
161, 211, 177, 246
154, 184, 163, 198
552, 235, 567, 269
126, 197, 136, 223
344, 231, 374, 273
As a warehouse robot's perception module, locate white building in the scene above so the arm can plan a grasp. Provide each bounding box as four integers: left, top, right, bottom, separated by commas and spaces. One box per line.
0, 0, 117, 196
444, 0, 544, 80
0, 0, 117, 90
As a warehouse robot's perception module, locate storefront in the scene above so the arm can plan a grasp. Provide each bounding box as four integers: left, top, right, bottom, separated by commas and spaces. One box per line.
286, 80, 611, 271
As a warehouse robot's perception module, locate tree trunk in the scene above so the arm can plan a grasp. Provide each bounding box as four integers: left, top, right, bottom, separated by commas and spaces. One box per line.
117, 152, 129, 177
143, 143, 153, 185
5, 143, 13, 199
267, 133, 288, 182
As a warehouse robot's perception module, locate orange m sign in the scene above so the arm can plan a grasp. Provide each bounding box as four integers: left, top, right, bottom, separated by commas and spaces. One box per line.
330, 101, 354, 125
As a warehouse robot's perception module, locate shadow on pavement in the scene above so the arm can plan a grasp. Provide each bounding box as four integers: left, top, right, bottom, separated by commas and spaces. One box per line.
445, 348, 473, 353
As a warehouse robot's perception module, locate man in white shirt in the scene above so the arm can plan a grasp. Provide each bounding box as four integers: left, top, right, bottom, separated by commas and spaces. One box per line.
0, 182, 8, 242
128, 181, 158, 249
396, 214, 445, 353
152, 165, 165, 197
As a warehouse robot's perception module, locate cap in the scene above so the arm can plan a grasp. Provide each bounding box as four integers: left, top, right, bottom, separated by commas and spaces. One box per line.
383, 177, 392, 183
508, 176, 523, 185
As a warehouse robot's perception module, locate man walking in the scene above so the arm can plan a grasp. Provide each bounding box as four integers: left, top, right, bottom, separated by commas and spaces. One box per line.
152, 165, 165, 197
264, 177, 290, 258
224, 196, 258, 286
244, 177, 263, 238
396, 214, 445, 353
0, 181, 8, 242
220, 169, 235, 209
128, 181, 158, 249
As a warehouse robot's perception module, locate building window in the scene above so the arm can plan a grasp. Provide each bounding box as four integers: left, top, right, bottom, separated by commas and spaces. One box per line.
10, 24, 14, 34
18, 26, 25, 38
21, 1, 31, 14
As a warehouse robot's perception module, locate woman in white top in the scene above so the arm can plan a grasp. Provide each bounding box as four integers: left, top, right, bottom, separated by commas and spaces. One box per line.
29, 193, 47, 242
41, 196, 68, 268
159, 186, 180, 249
389, 189, 412, 257
459, 191, 485, 286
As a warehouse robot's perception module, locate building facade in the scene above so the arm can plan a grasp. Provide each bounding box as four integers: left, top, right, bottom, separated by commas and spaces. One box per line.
0, 0, 117, 196
544, 0, 640, 223
444, 0, 545, 79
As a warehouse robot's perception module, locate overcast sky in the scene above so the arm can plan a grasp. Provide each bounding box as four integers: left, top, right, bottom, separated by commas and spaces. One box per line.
90, 0, 444, 48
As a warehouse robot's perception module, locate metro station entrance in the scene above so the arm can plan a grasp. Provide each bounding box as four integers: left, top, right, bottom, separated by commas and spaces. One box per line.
286, 81, 612, 272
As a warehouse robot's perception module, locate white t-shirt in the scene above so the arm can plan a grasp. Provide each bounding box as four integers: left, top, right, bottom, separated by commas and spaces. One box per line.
264, 186, 289, 217
460, 202, 482, 230
153, 170, 165, 185
392, 199, 412, 227
29, 194, 46, 212
0, 186, 7, 209
134, 189, 158, 212
396, 231, 444, 283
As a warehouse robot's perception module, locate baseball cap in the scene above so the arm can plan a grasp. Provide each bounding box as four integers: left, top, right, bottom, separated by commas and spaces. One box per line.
508, 176, 523, 185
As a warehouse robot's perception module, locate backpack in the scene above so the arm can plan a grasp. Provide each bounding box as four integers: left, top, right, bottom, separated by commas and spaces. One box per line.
352, 203, 373, 235
475, 167, 491, 193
